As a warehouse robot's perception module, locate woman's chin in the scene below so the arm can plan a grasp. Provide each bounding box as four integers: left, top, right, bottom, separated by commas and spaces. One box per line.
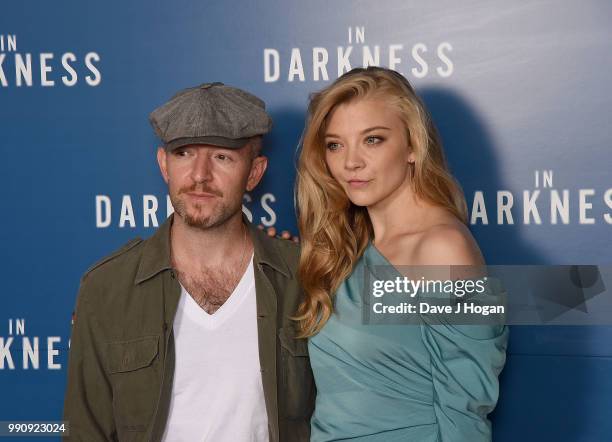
346, 193, 377, 208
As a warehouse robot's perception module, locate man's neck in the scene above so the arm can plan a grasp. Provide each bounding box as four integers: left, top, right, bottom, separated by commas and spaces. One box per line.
170, 212, 249, 271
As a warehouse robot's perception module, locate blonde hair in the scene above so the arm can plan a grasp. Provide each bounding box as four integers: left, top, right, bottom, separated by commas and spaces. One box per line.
295, 67, 468, 337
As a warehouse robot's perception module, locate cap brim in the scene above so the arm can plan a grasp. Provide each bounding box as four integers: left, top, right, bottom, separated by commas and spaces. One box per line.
165, 136, 250, 151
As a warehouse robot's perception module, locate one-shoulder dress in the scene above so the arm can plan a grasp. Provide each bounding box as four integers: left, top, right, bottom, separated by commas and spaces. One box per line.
308, 243, 508, 442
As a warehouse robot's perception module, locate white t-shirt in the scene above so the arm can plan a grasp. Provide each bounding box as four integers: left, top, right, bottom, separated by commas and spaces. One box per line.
161, 257, 269, 442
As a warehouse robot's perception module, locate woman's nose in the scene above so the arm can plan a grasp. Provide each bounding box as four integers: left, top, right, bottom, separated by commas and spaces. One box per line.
344, 145, 365, 170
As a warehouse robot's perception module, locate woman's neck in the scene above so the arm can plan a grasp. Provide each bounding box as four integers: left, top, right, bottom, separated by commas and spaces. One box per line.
367, 181, 436, 244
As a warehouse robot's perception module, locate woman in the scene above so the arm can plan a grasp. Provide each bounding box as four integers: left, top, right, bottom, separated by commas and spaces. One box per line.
296, 67, 508, 441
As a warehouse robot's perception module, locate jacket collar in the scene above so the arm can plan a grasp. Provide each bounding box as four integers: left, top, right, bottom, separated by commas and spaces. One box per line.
135, 215, 174, 284
134, 213, 290, 285
247, 219, 291, 278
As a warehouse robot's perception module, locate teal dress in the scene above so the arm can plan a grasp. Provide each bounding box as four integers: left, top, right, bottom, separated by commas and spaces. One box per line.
308, 243, 508, 442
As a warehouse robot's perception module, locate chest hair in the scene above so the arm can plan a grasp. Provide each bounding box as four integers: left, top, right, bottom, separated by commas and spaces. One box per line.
176, 264, 246, 315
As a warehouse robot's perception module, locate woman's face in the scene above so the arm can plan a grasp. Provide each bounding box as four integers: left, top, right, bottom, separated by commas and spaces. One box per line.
324, 97, 415, 208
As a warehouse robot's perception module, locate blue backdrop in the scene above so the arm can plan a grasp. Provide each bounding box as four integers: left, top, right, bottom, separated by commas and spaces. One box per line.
1, 1, 611, 440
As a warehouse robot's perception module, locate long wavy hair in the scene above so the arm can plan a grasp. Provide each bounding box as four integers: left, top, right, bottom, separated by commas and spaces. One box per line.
295, 66, 467, 337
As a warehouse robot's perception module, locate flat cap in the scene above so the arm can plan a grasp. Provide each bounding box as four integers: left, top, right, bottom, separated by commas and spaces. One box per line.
149, 82, 272, 150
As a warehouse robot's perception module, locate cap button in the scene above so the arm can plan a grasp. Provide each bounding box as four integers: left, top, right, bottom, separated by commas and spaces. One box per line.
200, 82, 224, 89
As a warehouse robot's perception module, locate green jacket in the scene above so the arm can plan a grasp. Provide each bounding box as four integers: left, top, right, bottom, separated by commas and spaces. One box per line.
63, 215, 315, 442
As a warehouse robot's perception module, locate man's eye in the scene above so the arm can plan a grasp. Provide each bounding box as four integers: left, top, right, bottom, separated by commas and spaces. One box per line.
326, 142, 341, 151
365, 136, 383, 145
216, 154, 231, 161
174, 149, 189, 157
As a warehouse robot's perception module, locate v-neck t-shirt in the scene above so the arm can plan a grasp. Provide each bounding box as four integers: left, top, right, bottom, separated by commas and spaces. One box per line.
162, 255, 269, 442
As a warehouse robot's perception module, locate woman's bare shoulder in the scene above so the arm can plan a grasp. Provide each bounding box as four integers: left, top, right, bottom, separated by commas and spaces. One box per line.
404, 220, 484, 266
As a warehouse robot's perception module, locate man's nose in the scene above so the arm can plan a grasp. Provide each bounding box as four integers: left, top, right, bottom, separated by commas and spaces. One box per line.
190, 152, 213, 183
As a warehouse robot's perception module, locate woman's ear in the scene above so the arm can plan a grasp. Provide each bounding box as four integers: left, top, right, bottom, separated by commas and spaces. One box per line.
408, 149, 416, 164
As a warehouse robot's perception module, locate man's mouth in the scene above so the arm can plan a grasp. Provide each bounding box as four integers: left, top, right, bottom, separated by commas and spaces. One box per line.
186, 192, 217, 199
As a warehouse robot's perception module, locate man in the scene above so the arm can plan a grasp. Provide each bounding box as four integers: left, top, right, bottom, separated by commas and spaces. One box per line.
64, 82, 315, 442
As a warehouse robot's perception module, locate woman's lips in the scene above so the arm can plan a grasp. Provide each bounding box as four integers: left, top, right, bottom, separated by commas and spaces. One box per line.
347, 179, 371, 189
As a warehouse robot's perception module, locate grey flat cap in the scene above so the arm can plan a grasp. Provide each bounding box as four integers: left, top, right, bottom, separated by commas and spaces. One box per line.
149, 82, 272, 150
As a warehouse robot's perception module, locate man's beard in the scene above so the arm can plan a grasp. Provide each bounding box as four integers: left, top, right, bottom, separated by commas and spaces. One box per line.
170, 182, 239, 230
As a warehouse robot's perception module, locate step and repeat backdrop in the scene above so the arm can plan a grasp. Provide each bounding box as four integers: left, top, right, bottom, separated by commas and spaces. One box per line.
1, 1, 611, 441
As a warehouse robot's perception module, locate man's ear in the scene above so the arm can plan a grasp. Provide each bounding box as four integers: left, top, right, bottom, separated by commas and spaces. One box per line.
157, 147, 169, 184
246, 155, 268, 192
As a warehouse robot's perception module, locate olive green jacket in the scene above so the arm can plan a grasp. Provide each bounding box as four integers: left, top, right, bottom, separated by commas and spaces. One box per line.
63, 215, 315, 442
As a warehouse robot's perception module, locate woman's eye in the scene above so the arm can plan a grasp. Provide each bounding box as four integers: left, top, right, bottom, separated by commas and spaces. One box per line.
326, 142, 341, 151
365, 136, 382, 145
